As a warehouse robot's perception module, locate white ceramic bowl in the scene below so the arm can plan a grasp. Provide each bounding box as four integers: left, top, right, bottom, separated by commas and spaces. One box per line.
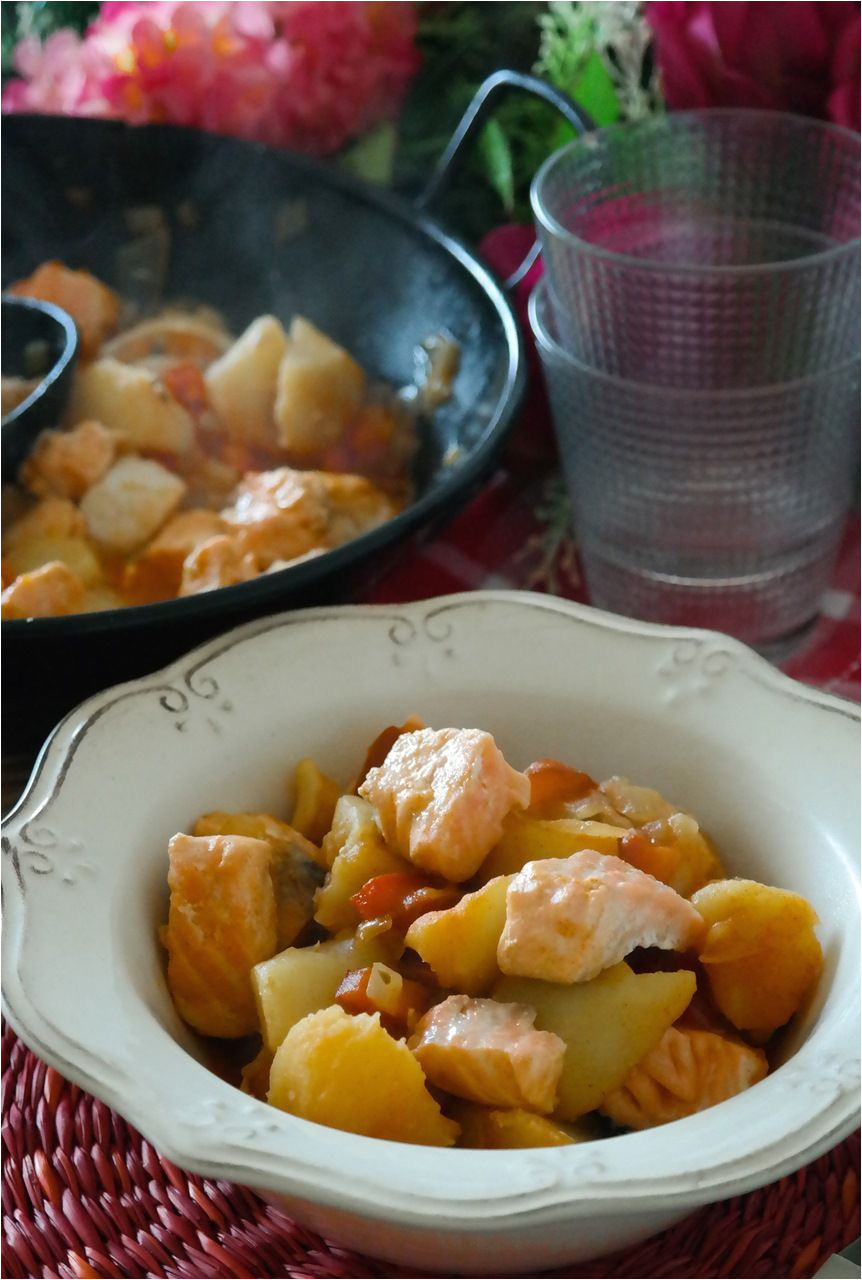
2, 591, 859, 1277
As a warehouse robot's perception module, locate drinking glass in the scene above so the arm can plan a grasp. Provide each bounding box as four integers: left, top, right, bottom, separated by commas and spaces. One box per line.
533, 111, 860, 389
530, 278, 860, 647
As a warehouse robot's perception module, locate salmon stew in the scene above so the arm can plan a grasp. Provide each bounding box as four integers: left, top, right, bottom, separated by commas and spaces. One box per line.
2, 262, 436, 618
160, 722, 823, 1148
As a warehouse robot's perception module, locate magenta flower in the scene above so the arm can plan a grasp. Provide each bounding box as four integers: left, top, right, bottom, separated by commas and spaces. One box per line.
647, 1, 860, 132
2, 1, 419, 156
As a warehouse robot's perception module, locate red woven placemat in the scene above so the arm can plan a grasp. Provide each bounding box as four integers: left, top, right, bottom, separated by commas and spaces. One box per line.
2, 1025, 859, 1280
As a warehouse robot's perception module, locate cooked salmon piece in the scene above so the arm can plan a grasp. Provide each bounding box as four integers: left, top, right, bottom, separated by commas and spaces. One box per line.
4, 497, 86, 546
21, 420, 116, 501
408, 994, 565, 1114
10, 261, 120, 359
123, 509, 227, 602
358, 727, 530, 883
163, 832, 278, 1038
497, 850, 705, 984
0, 560, 85, 619
600, 1025, 768, 1129
178, 534, 258, 596
317, 472, 396, 546
220, 467, 329, 569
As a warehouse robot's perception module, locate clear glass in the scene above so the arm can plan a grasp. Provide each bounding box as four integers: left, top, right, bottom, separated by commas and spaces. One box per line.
533, 110, 861, 388
530, 279, 861, 646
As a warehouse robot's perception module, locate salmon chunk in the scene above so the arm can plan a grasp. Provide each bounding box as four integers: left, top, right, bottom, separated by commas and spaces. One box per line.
409, 994, 565, 1114
0, 560, 85, 619
497, 850, 705, 984
600, 1025, 768, 1129
21, 419, 116, 501
358, 727, 530, 883
220, 467, 329, 569
178, 534, 258, 595
317, 472, 396, 545
10, 261, 120, 359
163, 832, 278, 1038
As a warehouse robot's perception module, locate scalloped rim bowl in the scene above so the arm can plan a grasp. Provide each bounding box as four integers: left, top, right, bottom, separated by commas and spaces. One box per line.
2, 591, 860, 1276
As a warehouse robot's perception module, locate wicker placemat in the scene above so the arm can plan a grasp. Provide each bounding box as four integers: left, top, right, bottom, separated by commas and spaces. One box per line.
2, 1026, 859, 1280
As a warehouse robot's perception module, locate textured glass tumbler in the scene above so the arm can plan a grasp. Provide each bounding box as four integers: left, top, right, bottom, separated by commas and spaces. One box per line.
533, 111, 861, 388
530, 280, 861, 646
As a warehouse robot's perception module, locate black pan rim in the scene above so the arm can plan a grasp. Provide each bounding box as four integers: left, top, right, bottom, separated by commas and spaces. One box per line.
2, 114, 527, 636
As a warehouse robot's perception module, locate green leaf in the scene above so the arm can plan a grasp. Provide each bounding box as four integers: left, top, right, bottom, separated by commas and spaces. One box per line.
570, 51, 620, 126
338, 123, 397, 187
477, 118, 516, 214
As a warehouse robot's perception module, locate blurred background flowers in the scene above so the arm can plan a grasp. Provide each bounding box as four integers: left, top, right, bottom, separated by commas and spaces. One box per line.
2, 1, 859, 242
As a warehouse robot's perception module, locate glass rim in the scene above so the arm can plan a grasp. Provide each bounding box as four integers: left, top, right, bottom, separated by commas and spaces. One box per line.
531, 107, 862, 278
529, 276, 862, 399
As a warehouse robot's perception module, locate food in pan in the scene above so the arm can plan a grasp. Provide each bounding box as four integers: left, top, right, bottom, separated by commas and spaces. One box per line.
160, 722, 823, 1148
2, 262, 439, 618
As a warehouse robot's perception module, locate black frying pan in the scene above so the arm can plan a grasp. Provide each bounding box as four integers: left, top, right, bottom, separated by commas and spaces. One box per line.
1, 72, 591, 767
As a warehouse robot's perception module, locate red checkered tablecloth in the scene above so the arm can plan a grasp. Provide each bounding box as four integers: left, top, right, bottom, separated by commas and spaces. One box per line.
370, 226, 861, 704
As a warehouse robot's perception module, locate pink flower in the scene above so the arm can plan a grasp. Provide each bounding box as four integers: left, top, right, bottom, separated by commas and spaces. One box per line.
647, 1, 860, 132
2, 1, 419, 156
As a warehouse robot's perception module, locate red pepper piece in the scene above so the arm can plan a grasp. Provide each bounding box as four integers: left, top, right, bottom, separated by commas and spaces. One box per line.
525, 759, 597, 811
350, 872, 461, 932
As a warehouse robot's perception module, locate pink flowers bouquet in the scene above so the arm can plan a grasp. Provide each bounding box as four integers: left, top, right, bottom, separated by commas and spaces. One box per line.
2, 1, 419, 155
647, 1, 860, 132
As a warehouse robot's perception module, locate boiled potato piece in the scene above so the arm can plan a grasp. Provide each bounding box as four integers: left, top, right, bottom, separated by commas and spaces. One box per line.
205, 315, 289, 445
404, 876, 511, 995
692, 879, 823, 1036
4, 534, 103, 586
252, 932, 389, 1051
290, 757, 342, 845
68, 359, 195, 455
314, 796, 409, 933
492, 963, 696, 1120
268, 1006, 459, 1146
477, 812, 624, 882
449, 1102, 589, 1148
274, 317, 365, 454
80, 458, 186, 553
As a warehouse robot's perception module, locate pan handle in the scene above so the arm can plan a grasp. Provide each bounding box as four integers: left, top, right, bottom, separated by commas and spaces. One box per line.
413, 69, 595, 289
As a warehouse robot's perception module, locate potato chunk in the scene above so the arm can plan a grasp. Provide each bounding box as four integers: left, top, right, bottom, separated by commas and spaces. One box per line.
313, 797, 409, 934
404, 875, 511, 995
0, 560, 85, 619
498, 851, 705, 984
4, 535, 103, 587
449, 1102, 585, 1149
600, 1025, 768, 1130
358, 727, 530, 883
163, 833, 278, 1038
253, 933, 389, 1052
68, 359, 195, 455
21, 420, 116, 500
289, 758, 342, 845
81, 457, 186, 553
692, 879, 823, 1036
268, 1006, 459, 1146
493, 963, 696, 1120
205, 315, 289, 445
10, 261, 120, 358
274, 317, 365, 454
409, 995, 565, 1114
477, 812, 625, 882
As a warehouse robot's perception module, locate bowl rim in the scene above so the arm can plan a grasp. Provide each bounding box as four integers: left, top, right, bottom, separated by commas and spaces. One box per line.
1, 294, 79, 428
2, 590, 860, 1226
531, 106, 862, 278
1, 114, 527, 635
